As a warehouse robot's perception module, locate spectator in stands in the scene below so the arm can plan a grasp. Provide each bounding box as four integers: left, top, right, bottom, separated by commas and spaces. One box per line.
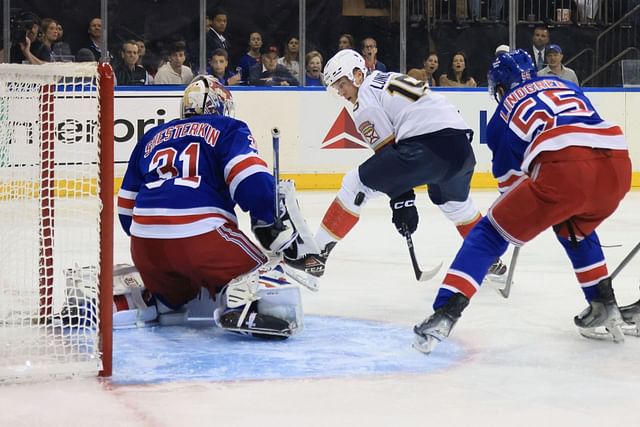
238, 31, 263, 82
304, 50, 325, 86
9, 12, 40, 64
206, 8, 230, 57
33, 18, 58, 62
361, 37, 386, 72
75, 48, 95, 62
528, 24, 550, 70
136, 39, 158, 80
154, 41, 194, 85
52, 22, 72, 59
86, 17, 103, 61
278, 36, 301, 81
337, 34, 355, 51
248, 43, 298, 86
538, 44, 580, 85
439, 51, 477, 87
10, 17, 44, 64
208, 48, 241, 86
114, 40, 151, 86
408, 52, 439, 87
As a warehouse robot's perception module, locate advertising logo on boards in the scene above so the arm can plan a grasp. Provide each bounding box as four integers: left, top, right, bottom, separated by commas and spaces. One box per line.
321, 107, 367, 149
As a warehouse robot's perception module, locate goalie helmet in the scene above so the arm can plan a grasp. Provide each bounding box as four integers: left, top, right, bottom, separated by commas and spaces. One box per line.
487, 49, 537, 101
323, 49, 367, 87
182, 75, 234, 118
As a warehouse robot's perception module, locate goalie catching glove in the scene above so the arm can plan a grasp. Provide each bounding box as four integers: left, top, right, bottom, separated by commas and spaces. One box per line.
252, 180, 319, 259
390, 190, 419, 235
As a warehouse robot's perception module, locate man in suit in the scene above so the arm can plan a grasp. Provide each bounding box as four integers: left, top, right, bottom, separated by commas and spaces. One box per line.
206, 9, 230, 58
528, 24, 550, 70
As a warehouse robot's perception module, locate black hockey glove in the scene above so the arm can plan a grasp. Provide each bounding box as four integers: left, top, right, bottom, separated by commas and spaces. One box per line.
389, 190, 418, 235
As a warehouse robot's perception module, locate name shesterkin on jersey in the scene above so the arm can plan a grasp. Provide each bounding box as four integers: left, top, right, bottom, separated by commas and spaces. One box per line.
143, 122, 221, 157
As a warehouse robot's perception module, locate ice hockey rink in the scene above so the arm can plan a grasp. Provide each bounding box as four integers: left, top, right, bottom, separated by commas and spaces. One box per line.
2, 190, 639, 427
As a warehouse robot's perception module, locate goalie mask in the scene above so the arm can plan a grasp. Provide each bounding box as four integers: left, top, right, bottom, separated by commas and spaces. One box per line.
182, 75, 235, 118
323, 49, 367, 87
487, 49, 537, 102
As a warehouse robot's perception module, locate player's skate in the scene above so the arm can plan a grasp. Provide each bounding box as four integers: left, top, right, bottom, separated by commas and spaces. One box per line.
619, 289, 640, 337
219, 305, 293, 341
413, 293, 469, 355
574, 277, 625, 343
488, 258, 507, 276
285, 241, 336, 278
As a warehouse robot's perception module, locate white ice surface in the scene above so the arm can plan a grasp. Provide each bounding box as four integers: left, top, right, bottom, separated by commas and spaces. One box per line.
1, 190, 639, 427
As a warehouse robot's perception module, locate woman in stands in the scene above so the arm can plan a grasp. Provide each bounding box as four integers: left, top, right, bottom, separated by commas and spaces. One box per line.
278, 36, 300, 81
408, 52, 439, 87
237, 31, 263, 83
439, 51, 477, 87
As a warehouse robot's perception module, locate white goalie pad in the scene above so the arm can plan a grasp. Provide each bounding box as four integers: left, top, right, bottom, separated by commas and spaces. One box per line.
214, 263, 304, 336
112, 264, 158, 329
280, 180, 320, 254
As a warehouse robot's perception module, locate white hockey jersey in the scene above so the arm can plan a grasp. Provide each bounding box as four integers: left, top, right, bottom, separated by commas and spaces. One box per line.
354, 71, 470, 152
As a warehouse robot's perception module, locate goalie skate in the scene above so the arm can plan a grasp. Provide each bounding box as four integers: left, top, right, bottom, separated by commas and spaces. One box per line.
219, 308, 295, 340
620, 297, 640, 337
574, 278, 625, 343
413, 293, 469, 355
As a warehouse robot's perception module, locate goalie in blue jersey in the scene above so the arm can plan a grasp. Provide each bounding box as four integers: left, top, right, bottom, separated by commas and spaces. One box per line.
112, 75, 316, 339
413, 50, 639, 354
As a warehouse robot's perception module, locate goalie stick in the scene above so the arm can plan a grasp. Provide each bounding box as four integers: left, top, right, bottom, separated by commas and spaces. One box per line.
272, 127, 282, 228
402, 225, 443, 282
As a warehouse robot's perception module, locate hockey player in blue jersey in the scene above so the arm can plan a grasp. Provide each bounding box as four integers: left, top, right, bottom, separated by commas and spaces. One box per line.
288, 49, 507, 279
414, 50, 639, 354
115, 75, 313, 339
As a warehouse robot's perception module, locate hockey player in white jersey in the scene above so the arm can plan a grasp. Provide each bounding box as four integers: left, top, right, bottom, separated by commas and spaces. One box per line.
288, 49, 506, 279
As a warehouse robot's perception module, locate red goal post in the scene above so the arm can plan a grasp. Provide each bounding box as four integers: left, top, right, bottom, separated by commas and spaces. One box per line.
0, 62, 113, 382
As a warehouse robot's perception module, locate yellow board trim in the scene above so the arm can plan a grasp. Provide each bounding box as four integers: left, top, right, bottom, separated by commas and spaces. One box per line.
281, 172, 640, 191
5, 172, 638, 198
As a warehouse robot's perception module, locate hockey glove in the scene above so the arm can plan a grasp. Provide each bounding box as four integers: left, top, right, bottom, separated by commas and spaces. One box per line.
390, 190, 418, 235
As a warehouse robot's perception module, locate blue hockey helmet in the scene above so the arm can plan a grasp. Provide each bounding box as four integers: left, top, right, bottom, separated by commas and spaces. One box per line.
487, 49, 537, 101
182, 75, 235, 118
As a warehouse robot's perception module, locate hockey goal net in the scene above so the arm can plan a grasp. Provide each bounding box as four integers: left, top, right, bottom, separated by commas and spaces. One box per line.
0, 63, 113, 382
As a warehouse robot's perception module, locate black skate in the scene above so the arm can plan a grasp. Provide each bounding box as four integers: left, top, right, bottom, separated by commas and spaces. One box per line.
619, 292, 640, 337
488, 258, 507, 276
219, 306, 293, 341
574, 277, 625, 343
413, 293, 470, 355
285, 242, 336, 278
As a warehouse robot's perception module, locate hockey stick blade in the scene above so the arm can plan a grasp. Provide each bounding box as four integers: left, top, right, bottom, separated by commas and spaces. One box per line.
403, 226, 442, 282
499, 246, 520, 298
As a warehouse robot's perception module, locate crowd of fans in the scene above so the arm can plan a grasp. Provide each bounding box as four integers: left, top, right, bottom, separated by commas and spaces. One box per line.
6, 4, 623, 88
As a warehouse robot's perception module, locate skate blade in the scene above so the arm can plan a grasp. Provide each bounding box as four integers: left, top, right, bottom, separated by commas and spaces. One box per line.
622, 325, 640, 337
578, 324, 625, 343
622, 314, 640, 337
412, 333, 441, 355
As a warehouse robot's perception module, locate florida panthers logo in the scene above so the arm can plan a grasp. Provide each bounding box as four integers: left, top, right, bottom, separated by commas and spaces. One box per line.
358, 121, 379, 145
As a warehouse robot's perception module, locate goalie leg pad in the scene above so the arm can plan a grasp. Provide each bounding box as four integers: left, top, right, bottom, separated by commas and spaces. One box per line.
213, 264, 303, 338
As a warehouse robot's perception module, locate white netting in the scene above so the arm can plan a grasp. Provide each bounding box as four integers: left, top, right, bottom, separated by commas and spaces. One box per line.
0, 63, 104, 382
